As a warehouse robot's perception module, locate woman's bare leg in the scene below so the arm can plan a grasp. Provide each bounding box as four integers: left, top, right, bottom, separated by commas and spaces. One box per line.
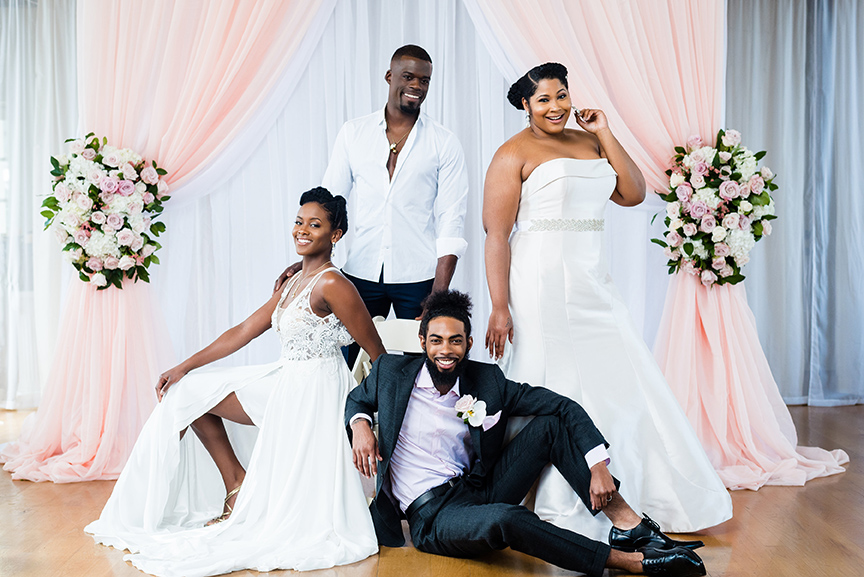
189, 392, 254, 517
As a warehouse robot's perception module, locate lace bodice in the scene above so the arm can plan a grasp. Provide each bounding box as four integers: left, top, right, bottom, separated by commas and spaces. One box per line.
271, 268, 354, 361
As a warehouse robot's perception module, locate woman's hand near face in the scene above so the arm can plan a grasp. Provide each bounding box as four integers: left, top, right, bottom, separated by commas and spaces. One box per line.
574, 108, 609, 135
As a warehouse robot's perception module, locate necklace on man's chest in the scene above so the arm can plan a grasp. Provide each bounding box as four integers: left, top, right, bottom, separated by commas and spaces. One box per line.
387, 125, 412, 155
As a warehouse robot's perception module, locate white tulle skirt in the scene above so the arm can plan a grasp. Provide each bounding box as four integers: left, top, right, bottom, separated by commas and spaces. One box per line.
85, 355, 377, 576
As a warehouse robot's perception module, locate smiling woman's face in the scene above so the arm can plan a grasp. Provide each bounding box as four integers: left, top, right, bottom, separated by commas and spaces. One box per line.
293, 202, 338, 256
525, 78, 572, 133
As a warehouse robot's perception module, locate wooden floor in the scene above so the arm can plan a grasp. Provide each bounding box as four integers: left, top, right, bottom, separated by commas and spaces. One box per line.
1, 405, 862, 577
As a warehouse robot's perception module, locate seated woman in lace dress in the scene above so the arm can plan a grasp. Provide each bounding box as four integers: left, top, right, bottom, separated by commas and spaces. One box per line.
86, 187, 385, 577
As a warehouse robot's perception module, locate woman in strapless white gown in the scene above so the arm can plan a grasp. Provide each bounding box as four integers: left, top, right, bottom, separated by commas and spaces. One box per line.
483, 63, 732, 543
85, 188, 384, 576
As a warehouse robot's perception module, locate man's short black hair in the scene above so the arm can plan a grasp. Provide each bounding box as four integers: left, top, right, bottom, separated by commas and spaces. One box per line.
391, 44, 432, 65
419, 290, 472, 338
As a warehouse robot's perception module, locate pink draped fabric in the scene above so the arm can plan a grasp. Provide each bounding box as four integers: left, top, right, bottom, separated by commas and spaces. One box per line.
463, 0, 725, 191
2, 0, 333, 481
1, 280, 172, 482
77, 0, 331, 187
654, 273, 848, 490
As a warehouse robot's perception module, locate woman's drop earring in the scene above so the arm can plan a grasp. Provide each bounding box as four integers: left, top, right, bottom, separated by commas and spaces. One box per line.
331, 242, 336, 258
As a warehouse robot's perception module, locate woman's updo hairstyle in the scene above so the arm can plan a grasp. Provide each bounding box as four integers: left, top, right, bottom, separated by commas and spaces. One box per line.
506, 62, 569, 110
299, 187, 348, 234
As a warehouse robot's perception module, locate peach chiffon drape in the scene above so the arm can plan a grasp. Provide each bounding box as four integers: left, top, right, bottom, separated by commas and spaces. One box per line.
654, 273, 848, 490
463, 0, 725, 191
1, 280, 173, 482
2, 0, 333, 482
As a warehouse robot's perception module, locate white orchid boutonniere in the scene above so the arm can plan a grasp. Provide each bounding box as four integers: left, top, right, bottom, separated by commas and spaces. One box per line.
455, 394, 502, 431
455, 394, 487, 426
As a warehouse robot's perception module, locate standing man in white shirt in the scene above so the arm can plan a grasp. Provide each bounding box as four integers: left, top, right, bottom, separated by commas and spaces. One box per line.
277, 45, 468, 355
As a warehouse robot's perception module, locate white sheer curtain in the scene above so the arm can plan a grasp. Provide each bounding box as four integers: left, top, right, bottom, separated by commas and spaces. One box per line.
0, 0, 76, 409
152, 0, 525, 365
726, 0, 864, 405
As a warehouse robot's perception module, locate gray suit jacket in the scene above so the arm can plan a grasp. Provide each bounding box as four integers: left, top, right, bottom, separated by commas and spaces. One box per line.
344, 354, 608, 547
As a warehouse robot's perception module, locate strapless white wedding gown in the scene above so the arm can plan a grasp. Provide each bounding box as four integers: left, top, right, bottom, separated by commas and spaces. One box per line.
85, 269, 377, 576
499, 158, 732, 542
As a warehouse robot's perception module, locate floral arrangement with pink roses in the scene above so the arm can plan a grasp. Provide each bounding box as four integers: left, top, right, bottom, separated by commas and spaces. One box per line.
651, 129, 778, 287
41, 133, 170, 290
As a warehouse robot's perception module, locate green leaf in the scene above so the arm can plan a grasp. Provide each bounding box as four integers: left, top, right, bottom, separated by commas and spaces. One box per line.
753, 221, 764, 236
724, 274, 745, 285
50, 156, 60, 169
650, 238, 668, 248
716, 129, 725, 147
683, 242, 694, 256
155, 168, 167, 175
79, 272, 90, 282
762, 214, 778, 221
40, 210, 54, 219
150, 255, 160, 265
102, 136, 107, 145
112, 275, 123, 289
64, 137, 75, 143
50, 168, 64, 177
152, 160, 157, 168
767, 182, 778, 191
674, 146, 686, 154
754, 150, 767, 161
751, 191, 771, 206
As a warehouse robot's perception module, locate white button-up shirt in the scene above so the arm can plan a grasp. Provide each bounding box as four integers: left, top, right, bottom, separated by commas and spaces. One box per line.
322, 107, 469, 284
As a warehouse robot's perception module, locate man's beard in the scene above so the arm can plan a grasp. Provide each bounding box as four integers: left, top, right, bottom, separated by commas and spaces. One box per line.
425, 355, 467, 390
399, 100, 421, 115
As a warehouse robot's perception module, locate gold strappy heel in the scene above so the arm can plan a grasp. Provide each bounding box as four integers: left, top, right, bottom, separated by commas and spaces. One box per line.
205, 484, 242, 526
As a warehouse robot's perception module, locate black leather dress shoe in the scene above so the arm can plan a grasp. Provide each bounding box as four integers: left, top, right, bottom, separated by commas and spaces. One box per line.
609, 515, 705, 551
641, 546, 706, 577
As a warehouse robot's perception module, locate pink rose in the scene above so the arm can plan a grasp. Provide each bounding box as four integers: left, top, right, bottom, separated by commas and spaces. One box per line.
711, 257, 726, 270
100, 176, 119, 193
665, 231, 683, 248
141, 244, 156, 257
102, 152, 121, 167
55, 183, 72, 203
689, 200, 709, 219
675, 183, 693, 202
118, 180, 136, 196
721, 129, 741, 147
90, 211, 107, 225
682, 223, 697, 237
86, 257, 103, 271
693, 161, 710, 176
701, 270, 718, 287
130, 236, 144, 252
761, 166, 774, 179
681, 259, 698, 276
87, 169, 103, 184
686, 135, 703, 151
689, 150, 705, 164
719, 264, 734, 277
106, 213, 124, 230
143, 192, 155, 205
722, 213, 740, 229
69, 140, 85, 154
700, 214, 717, 233
121, 163, 138, 180
157, 179, 169, 196
99, 190, 115, 205
90, 272, 107, 287
690, 173, 705, 189
140, 166, 159, 185
736, 254, 750, 267
75, 194, 93, 211
739, 215, 752, 230
116, 229, 136, 247
714, 242, 731, 257
454, 394, 476, 414
73, 229, 90, 246
81, 148, 96, 160
719, 181, 740, 201
749, 175, 765, 194
118, 255, 136, 270
128, 201, 144, 215
762, 221, 773, 236
104, 256, 120, 270
718, 151, 732, 163
663, 247, 681, 260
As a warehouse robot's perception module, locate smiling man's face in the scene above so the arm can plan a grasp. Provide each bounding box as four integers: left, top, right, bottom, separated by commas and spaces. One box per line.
386, 56, 432, 114
419, 315, 473, 393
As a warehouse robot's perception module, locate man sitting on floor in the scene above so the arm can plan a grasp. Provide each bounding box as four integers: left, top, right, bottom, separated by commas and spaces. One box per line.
345, 290, 706, 577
